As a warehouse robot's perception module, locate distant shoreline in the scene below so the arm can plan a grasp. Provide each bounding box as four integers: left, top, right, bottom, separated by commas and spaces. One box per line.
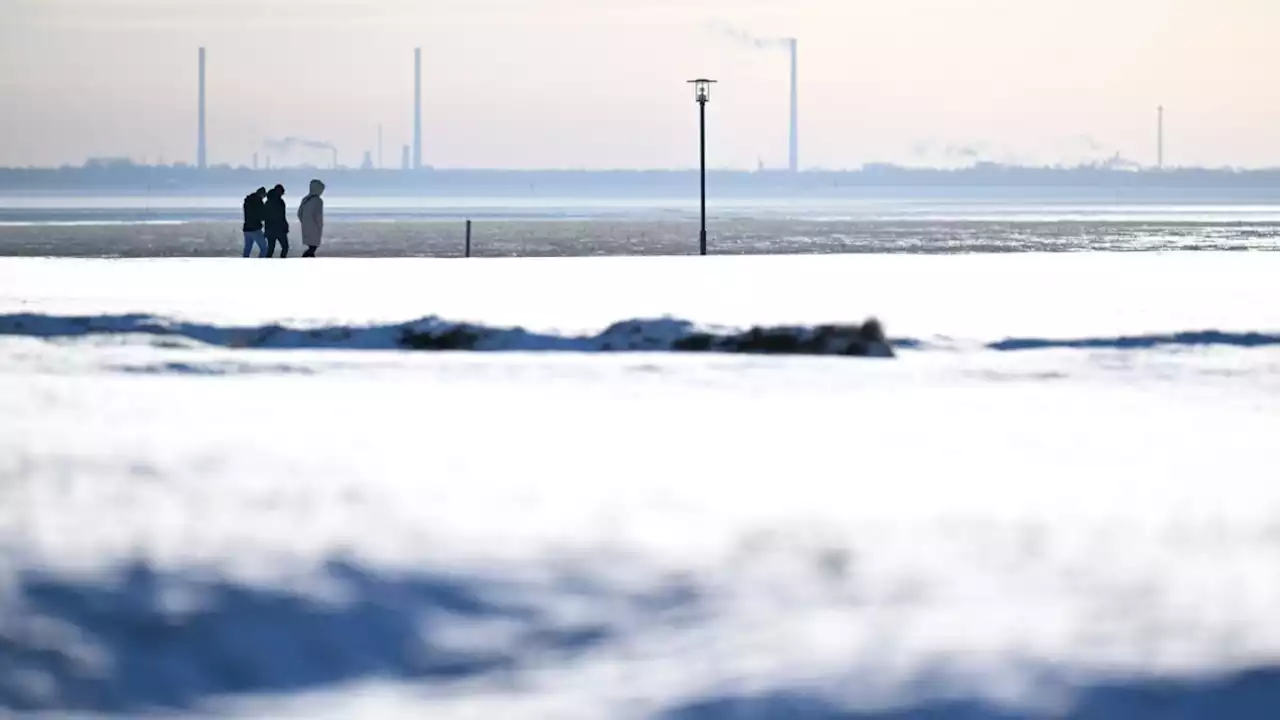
3, 164, 1280, 197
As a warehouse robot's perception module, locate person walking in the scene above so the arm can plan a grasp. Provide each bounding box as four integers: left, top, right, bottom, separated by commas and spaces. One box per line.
241, 187, 268, 257
264, 184, 290, 257
297, 179, 326, 258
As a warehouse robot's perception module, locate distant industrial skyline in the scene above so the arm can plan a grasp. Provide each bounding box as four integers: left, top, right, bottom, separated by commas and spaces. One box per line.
3, 0, 1279, 170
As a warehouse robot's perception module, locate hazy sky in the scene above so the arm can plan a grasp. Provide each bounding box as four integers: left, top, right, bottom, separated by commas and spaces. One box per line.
2, 0, 1278, 170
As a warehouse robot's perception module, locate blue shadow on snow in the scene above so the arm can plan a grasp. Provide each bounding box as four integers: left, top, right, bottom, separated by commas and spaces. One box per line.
661, 669, 1280, 720
1, 558, 696, 714
6, 557, 1280, 718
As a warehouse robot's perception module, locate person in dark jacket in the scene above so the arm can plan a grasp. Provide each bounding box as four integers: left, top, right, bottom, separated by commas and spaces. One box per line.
264, 184, 290, 257
241, 187, 268, 258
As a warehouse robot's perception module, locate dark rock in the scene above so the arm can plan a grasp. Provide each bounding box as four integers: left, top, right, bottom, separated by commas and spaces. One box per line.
672, 334, 714, 352
399, 326, 484, 350
675, 319, 892, 357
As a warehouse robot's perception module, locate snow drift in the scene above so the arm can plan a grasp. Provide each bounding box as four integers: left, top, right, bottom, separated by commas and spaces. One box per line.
5, 313, 1278, 357
5, 253, 1280, 719
0, 313, 896, 358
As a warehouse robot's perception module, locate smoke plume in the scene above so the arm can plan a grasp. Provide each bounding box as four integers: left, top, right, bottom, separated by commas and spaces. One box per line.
705, 21, 793, 49
263, 137, 336, 154
912, 139, 996, 162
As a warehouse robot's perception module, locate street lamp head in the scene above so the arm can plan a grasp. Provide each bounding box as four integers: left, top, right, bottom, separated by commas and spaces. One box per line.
687, 78, 717, 103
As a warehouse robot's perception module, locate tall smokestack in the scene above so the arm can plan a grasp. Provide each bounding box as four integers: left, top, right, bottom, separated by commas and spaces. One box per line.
1157, 105, 1164, 170
413, 48, 422, 170
789, 39, 798, 174
198, 47, 207, 170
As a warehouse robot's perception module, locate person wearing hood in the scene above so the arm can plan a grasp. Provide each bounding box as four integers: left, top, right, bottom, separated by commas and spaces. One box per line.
297, 179, 326, 257
264, 184, 290, 258
241, 187, 267, 258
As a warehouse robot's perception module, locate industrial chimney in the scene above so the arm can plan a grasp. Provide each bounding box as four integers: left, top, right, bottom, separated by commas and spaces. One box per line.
198, 47, 207, 170
1157, 105, 1164, 170
413, 48, 422, 170
788, 38, 798, 174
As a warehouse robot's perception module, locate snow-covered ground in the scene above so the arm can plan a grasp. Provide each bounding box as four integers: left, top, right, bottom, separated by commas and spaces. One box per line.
2, 254, 1280, 719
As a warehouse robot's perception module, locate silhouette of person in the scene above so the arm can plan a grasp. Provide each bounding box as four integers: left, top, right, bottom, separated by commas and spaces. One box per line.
241, 187, 268, 257
264, 184, 290, 257
297, 179, 325, 258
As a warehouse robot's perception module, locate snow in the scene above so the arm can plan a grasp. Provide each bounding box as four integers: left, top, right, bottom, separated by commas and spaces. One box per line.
3, 252, 1279, 340
2, 253, 1280, 718
0, 312, 893, 357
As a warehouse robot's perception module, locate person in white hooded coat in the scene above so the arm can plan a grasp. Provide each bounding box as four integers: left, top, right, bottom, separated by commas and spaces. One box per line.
297, 179, 326, 257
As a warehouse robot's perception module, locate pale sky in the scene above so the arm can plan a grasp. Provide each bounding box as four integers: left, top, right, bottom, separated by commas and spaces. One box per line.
1, 0, 1277, 170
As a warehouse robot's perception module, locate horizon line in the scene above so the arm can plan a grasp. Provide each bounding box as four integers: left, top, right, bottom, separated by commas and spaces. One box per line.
5, 163, 1280, 174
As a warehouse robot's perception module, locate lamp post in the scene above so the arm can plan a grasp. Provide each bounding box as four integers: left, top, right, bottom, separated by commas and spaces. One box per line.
688, 78, 716, 256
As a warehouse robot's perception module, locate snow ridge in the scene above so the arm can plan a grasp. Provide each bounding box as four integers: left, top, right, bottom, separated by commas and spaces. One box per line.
5, 314, 1276, 356
0, 313, 895, 358
986, 330, 1280, 351
891, 331, 1280, 352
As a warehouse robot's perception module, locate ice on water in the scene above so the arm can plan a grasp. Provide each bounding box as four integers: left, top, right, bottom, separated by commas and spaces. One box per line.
3, 196, 1280, 257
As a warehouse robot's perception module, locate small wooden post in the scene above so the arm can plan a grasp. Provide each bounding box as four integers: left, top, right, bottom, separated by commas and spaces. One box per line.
465, 219, 472, 258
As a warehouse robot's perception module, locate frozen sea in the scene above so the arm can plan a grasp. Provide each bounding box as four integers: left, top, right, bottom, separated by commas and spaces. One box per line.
1, 194, 1279, 256
3, 213, 1280, 716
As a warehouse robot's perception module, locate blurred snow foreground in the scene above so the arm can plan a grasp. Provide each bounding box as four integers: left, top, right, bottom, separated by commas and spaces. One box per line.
3, 254, 1280, 719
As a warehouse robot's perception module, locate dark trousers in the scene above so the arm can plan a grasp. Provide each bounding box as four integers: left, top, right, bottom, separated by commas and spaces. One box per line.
302, 245, 318, 258
267, 234, 289, 258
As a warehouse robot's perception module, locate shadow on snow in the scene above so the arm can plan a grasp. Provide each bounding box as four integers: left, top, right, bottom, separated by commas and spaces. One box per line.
4, 558, 1280, 718
661, 669, 1280, 720
1, 558, 696, 714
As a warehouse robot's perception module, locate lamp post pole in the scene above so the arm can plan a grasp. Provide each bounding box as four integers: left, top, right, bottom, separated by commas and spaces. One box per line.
688, 79, 716, 256
699, 96, 707, 256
